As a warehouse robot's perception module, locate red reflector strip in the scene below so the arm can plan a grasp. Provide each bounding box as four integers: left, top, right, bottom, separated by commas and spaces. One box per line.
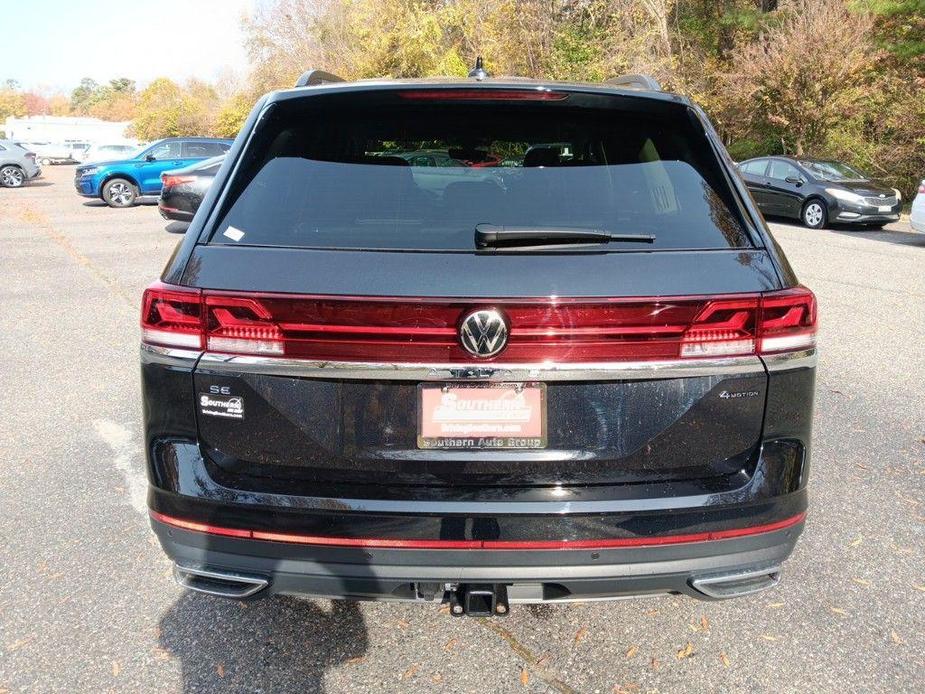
150, 511, 805, 550
149, 511, 252, 538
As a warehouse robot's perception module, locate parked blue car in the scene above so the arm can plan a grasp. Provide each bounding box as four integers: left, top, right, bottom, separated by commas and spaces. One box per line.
74, 137, 233, 207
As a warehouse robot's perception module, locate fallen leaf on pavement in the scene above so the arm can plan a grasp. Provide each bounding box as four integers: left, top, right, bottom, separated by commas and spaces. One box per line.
760, 634, 778, 641
401, 664, 419, 680
720, 652, 731, 668
346, 656, 366, 666
849, 536, 863, 547
676, 642, 695, 659
891, 631, 904, 645
396, 619, 410, 630
520, 668, 530, 686
625, 645, 639, 658
215, 663, 225, 678
111, 661, 121, 677
700, 616, 710, 631
574, 626, 588, 643
432, 673, 443, 684
852, 578, 871, 586
650, 657, 660, 670
830, 607, 849, 616
443, 638, 458, 652
914, 585, 925, 592
767, 602, 785, 609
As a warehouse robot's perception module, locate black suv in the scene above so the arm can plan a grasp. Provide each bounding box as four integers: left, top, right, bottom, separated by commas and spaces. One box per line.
142, 69, 816, 613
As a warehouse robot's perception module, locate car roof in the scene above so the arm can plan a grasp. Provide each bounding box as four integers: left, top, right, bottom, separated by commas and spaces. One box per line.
150, 136, 232, 143
267, 77, 690, 106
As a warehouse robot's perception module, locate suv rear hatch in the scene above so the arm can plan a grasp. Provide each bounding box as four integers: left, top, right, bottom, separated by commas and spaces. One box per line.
143, 85, 815, 493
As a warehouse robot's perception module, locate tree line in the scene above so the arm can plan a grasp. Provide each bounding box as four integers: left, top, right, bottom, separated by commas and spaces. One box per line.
1, 0, 922, 196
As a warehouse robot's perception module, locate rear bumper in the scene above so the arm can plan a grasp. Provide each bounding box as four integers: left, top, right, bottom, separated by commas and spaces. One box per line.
151, 514, 803, 603
142, 344, 814, 604
158, 201, 194, 222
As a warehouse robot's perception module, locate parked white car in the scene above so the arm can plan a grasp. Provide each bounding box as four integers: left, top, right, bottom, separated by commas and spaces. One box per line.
74, 142, 141, 164
911, 179, 925, 232
16, 142, 75, 165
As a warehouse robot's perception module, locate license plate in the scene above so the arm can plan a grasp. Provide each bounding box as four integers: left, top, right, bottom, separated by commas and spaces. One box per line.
417, 383, 546, 449
878, 205, 891, 212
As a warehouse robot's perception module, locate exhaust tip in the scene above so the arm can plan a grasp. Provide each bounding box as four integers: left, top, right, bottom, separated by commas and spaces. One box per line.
173, 564, 269, 599
690, 566, 781, 599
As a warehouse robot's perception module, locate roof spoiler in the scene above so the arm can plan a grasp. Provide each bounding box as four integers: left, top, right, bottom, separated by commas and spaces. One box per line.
294, 69, 345, 88
604, 74, 661, 91
291, 68, 661, 91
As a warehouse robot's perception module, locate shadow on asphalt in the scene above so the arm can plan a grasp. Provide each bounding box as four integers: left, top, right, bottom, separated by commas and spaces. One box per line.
158, 594, 367, 692
765, 216, 925, 248
81, 198, 159, 208
828, 227, 925, 248
24, 180, 55, 188
165, 221, 190, 234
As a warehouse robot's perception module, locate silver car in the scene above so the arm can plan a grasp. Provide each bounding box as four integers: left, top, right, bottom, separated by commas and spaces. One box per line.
911, 179, 925, 233
0, 140, 42, 187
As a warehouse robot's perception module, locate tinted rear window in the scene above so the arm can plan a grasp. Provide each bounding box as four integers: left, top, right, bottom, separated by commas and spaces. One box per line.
210, 89, 751, 251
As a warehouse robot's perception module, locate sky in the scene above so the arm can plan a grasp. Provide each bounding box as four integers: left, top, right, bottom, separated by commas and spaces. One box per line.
3, 0, 255, 92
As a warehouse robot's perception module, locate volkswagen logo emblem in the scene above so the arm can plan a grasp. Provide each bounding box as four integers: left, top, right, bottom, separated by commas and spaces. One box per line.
459, 309, 509, 358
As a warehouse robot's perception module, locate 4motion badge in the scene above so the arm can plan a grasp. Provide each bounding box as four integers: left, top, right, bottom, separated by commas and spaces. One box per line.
719, 390, 760, 400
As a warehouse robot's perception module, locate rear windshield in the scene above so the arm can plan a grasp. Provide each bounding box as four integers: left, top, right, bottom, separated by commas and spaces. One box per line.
210, 89, 751, 251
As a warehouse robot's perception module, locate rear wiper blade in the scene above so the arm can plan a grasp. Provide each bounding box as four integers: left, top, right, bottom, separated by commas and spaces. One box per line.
475, 224, 655, 249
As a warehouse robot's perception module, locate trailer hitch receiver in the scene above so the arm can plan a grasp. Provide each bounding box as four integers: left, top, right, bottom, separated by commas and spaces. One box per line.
449, 583, 509, 616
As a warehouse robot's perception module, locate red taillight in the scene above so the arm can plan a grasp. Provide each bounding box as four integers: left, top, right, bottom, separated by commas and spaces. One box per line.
679, 287, 817, 358
140, 284, 816, 361
161, 174, 196, 187
681, 298, 758, 357
205, 294, 284, 355
398, 89, 568, 101
141, 282, 203, 349
758, 287, 816, 354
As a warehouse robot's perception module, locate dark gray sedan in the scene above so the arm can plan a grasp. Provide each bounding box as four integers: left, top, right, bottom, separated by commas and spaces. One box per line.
738, 156, 901, 229
158, 155, 224, 222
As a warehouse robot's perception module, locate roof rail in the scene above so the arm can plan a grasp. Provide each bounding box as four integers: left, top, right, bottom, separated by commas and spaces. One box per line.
605, 74, 661, 91
294, 69, 346, 88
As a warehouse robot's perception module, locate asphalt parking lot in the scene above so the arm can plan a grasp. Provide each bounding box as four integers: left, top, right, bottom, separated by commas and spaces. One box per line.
1, 164, 923, 693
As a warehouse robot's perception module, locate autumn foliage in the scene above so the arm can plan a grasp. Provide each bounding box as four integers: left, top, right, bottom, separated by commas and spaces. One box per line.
1, 0, 922, 196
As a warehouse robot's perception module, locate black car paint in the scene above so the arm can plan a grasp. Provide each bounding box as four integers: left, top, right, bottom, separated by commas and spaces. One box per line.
143, 81, 814, 604
158, 156, 223, 222
738, 155, 901, 226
